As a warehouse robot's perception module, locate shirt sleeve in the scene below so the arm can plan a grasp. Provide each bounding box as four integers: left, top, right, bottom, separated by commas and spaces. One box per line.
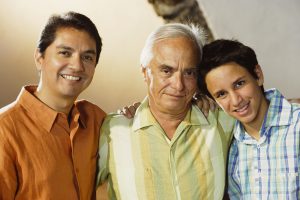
227, 140, 241, 200
0, 125, 18, 200
96, 115, 112, 186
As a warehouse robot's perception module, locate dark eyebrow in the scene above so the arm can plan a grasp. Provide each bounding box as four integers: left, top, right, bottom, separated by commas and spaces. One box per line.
56, 45, 73, 51
84, 50, 96, 55
56, 45, 96, 55
232, 76, 246, 85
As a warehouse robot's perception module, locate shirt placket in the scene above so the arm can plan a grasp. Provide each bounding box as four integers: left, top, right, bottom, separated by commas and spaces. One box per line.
169, 146, 181, 200
70, 114, 81, 200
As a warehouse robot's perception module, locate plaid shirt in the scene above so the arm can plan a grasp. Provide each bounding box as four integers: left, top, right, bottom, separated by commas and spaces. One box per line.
228, 88, 300, 200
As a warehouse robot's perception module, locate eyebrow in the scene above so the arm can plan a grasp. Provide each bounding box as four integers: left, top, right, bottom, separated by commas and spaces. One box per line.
232, 76, 246, 85
159, 64, 173, 69
56, 45, 96, 55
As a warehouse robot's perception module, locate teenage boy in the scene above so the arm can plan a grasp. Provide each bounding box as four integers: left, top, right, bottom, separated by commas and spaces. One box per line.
199, 39, 300, 199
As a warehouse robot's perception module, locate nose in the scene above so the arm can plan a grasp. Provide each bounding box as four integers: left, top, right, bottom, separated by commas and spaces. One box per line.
171, 72, 184, 91
230, 91, 242, 107
69, 54, 84, 72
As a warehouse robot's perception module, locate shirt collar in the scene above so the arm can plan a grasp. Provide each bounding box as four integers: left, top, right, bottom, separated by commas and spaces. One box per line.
18, 85, 86, 132
132, 97, 209, 131
233, 88, 292, 143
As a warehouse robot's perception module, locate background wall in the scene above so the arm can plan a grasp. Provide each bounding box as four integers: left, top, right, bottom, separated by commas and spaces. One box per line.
0, 0, 162, 112
0, 0, 299, 113
198, 0, 300, 98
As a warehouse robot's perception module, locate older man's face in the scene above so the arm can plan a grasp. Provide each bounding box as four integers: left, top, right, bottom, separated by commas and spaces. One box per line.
143, 37, 199, 115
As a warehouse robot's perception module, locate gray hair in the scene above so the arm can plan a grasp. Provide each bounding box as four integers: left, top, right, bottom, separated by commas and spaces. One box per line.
140, 23, 206, 68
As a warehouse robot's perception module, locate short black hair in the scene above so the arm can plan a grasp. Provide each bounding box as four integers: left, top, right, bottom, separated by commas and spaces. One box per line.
198, 39, 264, 98
37, 11, 102, 64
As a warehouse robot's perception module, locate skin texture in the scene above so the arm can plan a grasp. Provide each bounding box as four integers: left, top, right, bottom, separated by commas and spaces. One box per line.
143, 37, 199, 117
205, 62, 269, 139
34, 27, 97, 114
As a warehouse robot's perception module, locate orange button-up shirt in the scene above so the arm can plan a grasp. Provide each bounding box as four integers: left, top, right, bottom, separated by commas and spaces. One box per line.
0, 85, 106, 200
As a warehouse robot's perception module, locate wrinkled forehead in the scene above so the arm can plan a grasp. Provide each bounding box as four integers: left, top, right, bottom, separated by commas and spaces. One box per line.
151, 37, 200, 67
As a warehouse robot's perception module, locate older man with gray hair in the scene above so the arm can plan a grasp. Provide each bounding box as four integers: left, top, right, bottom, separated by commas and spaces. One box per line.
97, 23, 234, 199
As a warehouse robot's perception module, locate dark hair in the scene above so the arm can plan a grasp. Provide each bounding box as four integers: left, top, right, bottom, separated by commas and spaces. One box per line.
37, 11, 102, 64
198, 39, 264, 98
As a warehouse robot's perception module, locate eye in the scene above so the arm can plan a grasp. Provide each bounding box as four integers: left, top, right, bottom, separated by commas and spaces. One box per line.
234, 80, 245, 89
215, 91, 227, 99
82, 54, 94, 62
161, 67, 172, 75
59, 51, 71, 57
183, 69, 197, 78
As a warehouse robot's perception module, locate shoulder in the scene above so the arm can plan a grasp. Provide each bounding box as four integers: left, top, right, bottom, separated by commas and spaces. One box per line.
0, 101, 23, 130
290, 103, 300, 122
0, 101, 18, 119
75, 99, 106, 118
0, 102, 22, 146
102, 113, 133, 130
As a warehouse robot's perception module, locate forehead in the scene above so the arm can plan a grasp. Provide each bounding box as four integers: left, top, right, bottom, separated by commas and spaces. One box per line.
151, 37, 200, 67
52, 27, 96, 48
205, 63, 251, 87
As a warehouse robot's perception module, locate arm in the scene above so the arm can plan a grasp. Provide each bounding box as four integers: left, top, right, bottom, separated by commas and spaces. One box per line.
0, 129, 18, 200
288, 98, 300, 104
96, 116, 111, 186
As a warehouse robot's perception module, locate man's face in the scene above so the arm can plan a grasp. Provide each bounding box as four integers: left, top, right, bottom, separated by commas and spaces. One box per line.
143, 37, 199, 115
205, 62, 268, 128
35, 27, 97, 101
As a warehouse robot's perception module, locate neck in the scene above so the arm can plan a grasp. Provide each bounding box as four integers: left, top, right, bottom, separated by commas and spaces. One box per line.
243, 97, 269, 141
149, 103, 189, 140
34, 89, 75, 115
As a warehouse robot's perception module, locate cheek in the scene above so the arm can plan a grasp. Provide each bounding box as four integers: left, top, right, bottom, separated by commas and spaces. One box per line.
216, 100, 230, 113
184, 79, 197, 90
150, 77, 169, 91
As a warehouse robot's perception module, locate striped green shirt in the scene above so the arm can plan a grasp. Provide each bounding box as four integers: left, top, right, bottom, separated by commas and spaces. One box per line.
97, 98, 234, 200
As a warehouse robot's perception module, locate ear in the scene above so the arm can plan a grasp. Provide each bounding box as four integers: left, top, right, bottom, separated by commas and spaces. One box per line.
141, 65, 147, 82
34, 48, 44, 72
254, 64, 264, 86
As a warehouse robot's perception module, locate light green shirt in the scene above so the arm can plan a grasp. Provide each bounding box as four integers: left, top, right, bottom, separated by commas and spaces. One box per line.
97, 98, 234, 200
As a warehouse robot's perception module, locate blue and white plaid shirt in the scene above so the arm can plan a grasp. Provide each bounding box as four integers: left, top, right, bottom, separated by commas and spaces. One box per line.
228, 88, 300, 200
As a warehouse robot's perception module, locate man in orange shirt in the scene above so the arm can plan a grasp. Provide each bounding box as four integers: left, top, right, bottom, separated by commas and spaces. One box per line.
0, 12, 106, 200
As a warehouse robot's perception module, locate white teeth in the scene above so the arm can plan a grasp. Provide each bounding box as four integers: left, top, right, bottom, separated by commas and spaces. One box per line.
236, 103, 248, 112
61, 75, 80, 81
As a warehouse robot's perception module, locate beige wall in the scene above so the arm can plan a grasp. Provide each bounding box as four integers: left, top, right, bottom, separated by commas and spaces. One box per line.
198, 0, 300, 98
0, 0, 162, 112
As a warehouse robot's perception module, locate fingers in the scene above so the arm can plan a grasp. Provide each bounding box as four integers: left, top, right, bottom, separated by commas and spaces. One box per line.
117, 102, 141, 119
133, 102, 141, 109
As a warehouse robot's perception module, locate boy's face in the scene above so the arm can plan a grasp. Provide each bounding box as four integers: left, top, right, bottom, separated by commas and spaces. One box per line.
205, 62, 268, 128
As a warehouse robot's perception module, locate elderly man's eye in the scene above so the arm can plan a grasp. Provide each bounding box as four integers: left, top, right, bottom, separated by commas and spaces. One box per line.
184, 69, 197, 77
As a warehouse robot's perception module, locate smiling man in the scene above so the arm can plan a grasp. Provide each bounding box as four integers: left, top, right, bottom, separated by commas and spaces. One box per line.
97, 23, 234, 199
0, 12, 105, 199
199, 39, 300, 199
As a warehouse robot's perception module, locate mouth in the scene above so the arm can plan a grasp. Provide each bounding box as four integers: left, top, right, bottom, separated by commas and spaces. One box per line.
61, 74, 81, 81
233, 102, 250, 113
166, 93, 185, 98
